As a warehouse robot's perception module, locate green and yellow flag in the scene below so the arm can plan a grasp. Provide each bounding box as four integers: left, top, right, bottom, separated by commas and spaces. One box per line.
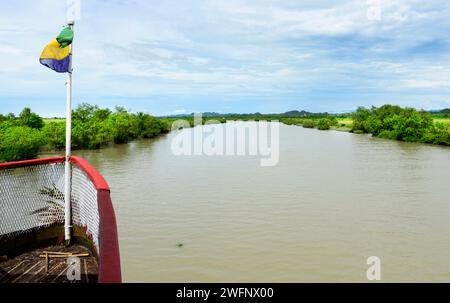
40, 26, 74, 73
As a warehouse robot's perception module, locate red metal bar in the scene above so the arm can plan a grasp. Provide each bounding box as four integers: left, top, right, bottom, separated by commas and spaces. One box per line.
69, 156, 121, 283
0, 156, 110, 192
0, 157, 65, 170
97, 190, 122, 283
70, 156, 110, 191
0, 156, 122, 283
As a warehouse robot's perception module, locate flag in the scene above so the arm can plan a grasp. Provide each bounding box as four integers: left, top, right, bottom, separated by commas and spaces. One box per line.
40, 26, 74, 73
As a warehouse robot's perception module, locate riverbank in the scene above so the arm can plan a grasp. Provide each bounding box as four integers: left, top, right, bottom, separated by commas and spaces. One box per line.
272, 107, 449, 146
0, 104, 171, 163
1, 104, 449, 163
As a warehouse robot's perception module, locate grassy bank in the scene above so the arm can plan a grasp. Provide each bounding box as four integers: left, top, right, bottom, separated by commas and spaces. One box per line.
163, 107, 449, 145
194, 107, 449, 146
433, 118, 450, 127
281, 116, 449, 134
1, 104, 449, 163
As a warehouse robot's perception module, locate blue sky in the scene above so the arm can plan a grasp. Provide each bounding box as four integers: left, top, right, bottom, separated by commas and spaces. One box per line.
1, 0, 450, 117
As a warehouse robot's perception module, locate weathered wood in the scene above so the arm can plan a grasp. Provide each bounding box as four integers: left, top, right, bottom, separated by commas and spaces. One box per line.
39, 253, 90, 258
0, 245, 98, 283
42, 251, 75, 255
45, 253, 48, 273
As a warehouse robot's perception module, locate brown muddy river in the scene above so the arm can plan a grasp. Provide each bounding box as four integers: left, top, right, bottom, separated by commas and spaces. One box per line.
75, 122, 450, 282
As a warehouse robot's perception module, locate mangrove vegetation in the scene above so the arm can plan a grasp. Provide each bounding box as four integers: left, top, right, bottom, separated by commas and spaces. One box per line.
0, 104, 448, 163
0, 104, 170, 162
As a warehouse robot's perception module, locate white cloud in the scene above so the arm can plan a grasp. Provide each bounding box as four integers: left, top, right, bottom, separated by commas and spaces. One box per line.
0, 0, 450, 114
402, 80, 450, 89
0, 45, 23, 55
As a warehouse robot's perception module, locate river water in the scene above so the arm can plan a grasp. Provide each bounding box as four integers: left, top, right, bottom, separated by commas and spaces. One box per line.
75, 122, 450, 282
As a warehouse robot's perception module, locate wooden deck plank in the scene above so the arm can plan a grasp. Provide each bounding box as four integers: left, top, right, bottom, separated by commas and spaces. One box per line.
0, 245, 98, 283
10, 261, 42, 283
0, 260, 25, 279
0, 260, 31, 283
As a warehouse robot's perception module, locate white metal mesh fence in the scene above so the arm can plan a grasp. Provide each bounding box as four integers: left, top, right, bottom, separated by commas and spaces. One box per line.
71, 165, 100, 250
0, 163, 65, 236
0, 161, 100, 252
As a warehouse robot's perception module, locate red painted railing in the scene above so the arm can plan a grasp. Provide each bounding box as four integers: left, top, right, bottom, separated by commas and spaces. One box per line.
0, 156, 121, 283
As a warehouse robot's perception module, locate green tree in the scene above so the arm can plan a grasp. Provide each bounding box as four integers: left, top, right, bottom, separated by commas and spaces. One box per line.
326, 116, 338, 126
302, 119, 316, 128
72, 103, 98, 122
42, 122, 66, 150
136, 112, 169, 138
18, 108, 44, 129
106, 109, 139, 144
352, 107, 371, 132
0, 126, 45, 162
420, 123, 450, 145
317, 118, 331, 130
351, 104, 448, 145
71, 104, 114, 149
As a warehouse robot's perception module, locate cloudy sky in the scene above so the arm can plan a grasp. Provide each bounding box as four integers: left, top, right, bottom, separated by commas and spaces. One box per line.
1, 0, 450, 116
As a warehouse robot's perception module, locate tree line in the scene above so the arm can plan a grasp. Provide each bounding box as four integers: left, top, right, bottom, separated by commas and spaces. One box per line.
0, 104, 170, 162
351, 105, 449, 145
0, 104, 448, 163
280, 116, 339, 130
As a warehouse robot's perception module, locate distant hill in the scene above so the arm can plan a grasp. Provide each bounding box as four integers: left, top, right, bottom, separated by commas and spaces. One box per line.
162, 110, 319, 118
282, 110, 314, 117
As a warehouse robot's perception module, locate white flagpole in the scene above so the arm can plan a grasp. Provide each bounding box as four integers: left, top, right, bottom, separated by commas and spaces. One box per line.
64, 21, 74, 244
